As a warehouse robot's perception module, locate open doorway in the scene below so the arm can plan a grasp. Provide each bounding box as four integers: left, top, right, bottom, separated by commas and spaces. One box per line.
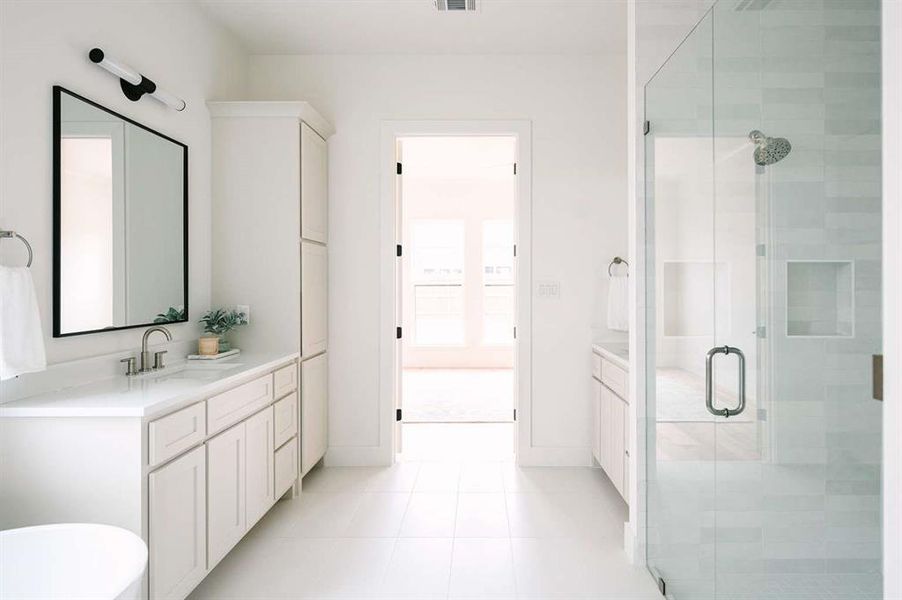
396, 135, 517, 459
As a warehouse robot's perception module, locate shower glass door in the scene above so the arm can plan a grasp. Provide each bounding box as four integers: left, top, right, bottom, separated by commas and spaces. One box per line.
645, 2, 882, 599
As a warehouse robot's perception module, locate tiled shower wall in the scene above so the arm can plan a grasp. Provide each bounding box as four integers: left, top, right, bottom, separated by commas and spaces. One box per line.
646, 0, 882, 598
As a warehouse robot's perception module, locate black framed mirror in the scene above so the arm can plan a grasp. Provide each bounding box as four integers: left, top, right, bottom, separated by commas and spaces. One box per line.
53, 86, 188, 337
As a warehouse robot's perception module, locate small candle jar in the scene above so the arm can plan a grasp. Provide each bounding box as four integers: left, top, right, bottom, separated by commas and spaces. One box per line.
198, 335, 220, 356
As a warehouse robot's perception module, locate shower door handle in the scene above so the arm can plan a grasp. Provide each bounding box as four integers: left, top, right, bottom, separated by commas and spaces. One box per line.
705, 346, 746, 418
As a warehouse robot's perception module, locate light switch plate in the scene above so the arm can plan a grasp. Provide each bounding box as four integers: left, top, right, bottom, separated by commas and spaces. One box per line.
536, 281, 561, 298
237, 304, 250, 324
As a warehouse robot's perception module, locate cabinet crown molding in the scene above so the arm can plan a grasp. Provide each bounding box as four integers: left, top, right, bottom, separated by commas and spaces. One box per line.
207, 101, 334, 138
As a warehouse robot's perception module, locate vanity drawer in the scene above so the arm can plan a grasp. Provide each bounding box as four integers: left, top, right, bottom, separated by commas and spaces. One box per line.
273, 391, 298, 448
148, 402, 207, 467
273, 363, 298, 399
207, 375, 274, 435
601, 358, 628, 400
274, 436, 298, 497
591, 352, 602, 380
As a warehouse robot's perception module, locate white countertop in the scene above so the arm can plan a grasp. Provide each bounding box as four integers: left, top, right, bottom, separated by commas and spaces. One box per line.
0, 352, 299, 420
592, 342, 629, 370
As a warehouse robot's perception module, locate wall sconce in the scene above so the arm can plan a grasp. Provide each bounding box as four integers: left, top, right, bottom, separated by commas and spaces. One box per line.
88, 48, 186, 112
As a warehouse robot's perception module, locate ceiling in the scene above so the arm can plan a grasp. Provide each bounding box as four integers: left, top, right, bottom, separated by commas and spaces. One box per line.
196, 0, 627, 55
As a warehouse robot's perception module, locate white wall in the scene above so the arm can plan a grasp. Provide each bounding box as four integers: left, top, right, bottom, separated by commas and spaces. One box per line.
247, 53, 628, 464
0, 1, 248, 378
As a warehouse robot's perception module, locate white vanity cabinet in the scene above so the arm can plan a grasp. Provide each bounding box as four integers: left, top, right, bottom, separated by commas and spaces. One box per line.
148, 446, 207, 600
591, 347, 629, 502
301, 352, 328, 475
0, 354, 300, 600
207, 421, 247, 568
210, 102, 333, 484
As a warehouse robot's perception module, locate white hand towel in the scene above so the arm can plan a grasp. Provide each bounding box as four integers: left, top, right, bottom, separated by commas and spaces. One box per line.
606, 273, 629, 332
0, 266, 47, 380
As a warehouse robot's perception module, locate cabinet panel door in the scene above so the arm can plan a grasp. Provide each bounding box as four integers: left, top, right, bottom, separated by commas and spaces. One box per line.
148, 445, 206, 600
301, 241, 328, 357
599, 384, 613, 475
246, 407, 275, 528
301, 122, 328, 244
301, 352, 328, 475
609, 395, 627, 498
592, 379, 602, 465
207, 423, 246, 569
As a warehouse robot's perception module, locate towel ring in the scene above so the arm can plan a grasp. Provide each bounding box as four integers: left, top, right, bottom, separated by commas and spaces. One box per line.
0, 230, 33, 267
608, 256, 628, 277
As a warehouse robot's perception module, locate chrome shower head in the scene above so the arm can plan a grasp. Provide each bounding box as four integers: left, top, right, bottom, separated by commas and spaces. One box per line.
749, 130, 791, 166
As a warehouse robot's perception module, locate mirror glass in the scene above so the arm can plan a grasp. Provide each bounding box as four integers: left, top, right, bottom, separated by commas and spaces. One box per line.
53, 86, 187, 337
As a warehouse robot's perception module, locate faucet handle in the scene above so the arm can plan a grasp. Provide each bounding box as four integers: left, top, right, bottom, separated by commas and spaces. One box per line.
120, 357, 138, 376
153, 350, 168, 371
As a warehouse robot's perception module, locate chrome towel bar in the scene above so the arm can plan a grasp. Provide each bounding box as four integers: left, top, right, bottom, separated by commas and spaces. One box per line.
608, 256, 629, 276
0, 230, 34, 267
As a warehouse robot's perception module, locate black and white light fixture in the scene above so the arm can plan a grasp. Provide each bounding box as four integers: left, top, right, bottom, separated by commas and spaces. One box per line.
88, 48, 186, 111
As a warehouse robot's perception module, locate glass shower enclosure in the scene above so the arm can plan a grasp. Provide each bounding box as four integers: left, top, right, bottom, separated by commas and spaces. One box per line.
644, 1, 882, 598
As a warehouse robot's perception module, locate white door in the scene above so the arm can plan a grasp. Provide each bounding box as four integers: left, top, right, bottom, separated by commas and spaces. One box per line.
207, 422, 246, 568
301, 240, 328, 357
301, 352, 328, 475
245, 407, 275, 527
300, 122, 328, 244
148, 445, 206, 600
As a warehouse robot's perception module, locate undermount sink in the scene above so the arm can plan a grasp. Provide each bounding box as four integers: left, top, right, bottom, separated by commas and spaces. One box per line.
144, 361, 245, 380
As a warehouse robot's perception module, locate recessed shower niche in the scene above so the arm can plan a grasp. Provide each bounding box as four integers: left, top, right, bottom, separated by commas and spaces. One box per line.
786, 260, 854, 337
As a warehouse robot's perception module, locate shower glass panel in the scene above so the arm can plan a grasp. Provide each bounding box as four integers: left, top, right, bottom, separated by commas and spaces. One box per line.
645, 1, 882, 599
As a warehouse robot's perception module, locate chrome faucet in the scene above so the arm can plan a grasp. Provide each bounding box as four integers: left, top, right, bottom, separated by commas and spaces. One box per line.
140, 326, 172, 373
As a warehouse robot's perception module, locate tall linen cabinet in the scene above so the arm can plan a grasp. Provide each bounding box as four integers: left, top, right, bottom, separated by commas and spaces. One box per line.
209, 102, 333, 480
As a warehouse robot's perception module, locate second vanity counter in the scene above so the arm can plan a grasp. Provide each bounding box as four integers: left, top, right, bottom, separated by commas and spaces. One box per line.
0, 352, 299, 420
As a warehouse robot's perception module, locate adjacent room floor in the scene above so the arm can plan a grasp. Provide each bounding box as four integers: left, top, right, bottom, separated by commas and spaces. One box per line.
402, 368, 514, 423
189, 423, 660, 600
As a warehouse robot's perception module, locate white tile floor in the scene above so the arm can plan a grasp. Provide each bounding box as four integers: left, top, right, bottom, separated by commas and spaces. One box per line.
189, 425, 661, 600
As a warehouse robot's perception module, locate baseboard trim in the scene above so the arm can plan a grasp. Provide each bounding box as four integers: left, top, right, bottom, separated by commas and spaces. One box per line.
517, 445, 593, 467
324, 445, 391, 467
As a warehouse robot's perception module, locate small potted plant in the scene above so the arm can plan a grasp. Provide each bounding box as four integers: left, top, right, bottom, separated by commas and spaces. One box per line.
199, 308, 248, 353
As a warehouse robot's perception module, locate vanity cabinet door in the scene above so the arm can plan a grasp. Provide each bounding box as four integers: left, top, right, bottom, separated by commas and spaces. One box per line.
148, 446, 206, 600
301, 121, 328, 244
609, 394, 627, 498
246, 407, 275, 528
207, 422, 247, 569
301, 352, 328, 476
592, 378, 602, 465
301, 241, 328, 357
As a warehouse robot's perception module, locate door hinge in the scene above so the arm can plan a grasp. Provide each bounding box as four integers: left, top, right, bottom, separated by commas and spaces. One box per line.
756, 326, 767, 339
513, 408, 517, 421
874, 354, 883, 401
513, 162, 518, 175
396, 408, 403, 422
396, 326, 402, 339
644, 120, 651, 135
396, 162, 402, 175
513, 244, 517, 257
513, 326, 517, 340
756, 243, 766, 257
396, 244, 402, 257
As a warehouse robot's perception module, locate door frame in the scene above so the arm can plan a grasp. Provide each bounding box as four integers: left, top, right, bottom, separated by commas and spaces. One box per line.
379, 120, 533, 463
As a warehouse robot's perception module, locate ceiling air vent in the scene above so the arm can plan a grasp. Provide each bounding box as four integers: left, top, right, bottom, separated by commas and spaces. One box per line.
434, 0, 478, 11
